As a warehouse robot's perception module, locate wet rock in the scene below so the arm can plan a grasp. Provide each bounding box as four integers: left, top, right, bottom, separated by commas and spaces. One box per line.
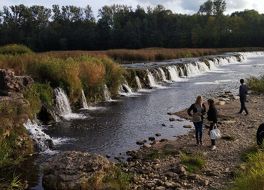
43, 151, 114, 190
137, 140, 147, 145
159, 139, 168, 143
162, 124, 166, 127
183, 125, 192, 128
149, 137, 155, 141
169, 118, 176, 122
155, 133, 161, 137
45, 139, 54, 149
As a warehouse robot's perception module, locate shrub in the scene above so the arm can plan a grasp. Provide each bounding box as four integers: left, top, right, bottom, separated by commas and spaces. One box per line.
0, 44, 33, 55
23, 83, 54, 110
247, 76, 264, 93
232, 150, 264, 190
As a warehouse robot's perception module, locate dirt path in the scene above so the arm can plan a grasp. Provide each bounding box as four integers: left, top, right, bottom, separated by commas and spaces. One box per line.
125, 94, 263, 190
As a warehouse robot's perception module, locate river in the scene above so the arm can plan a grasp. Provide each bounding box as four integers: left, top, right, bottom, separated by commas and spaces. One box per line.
22, 52, 264, 189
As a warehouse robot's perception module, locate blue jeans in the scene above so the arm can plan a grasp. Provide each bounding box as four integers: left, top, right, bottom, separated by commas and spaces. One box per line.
194, 121, 203, 144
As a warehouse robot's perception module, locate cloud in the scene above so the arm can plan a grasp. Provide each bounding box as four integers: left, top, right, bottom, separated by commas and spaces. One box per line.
0, 0, 264, 14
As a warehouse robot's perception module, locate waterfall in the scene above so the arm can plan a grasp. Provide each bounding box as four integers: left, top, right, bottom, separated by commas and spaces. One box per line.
167, 66, 179, 81
147, 70, 158, 87
24, 119, 72, 152
135, 76, 142, 90
208, 60, 217, 70
185, 63, 200, 76
123, 83, 133, 94
54, 88, 85, 120
218, 58, 229, 65
179, 67, 185, 77
81, 90, 89, 109
104, 85, 112, 101
158, 68, 167, 81
24, 120, 53, 151
197, 61, 210, 72
54, 88, 72, 116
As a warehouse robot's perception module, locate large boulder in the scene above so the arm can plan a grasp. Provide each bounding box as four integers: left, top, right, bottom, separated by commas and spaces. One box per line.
42, 151, 116, 190
0, 69, 33, 96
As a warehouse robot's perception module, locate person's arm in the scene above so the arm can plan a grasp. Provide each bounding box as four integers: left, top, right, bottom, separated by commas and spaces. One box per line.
213, 107, 218, 124
202, 103, 206, 115
187, 104, 194, 116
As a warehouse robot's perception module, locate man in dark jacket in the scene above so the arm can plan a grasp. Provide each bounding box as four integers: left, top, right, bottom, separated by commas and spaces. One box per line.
257, 123, 264, 146
238, 79, 249, 115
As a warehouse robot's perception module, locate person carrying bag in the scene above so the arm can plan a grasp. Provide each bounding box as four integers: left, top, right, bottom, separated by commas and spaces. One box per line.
207, 99, 220, 150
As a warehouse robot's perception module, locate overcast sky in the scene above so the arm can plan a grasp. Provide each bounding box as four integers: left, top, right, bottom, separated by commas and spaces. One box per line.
0, 0, 263, 16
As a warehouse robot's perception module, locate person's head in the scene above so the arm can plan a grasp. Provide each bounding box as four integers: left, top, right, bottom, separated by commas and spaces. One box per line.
195, 96, 203, 105
207, 99, 215, 107
240, 79, 244, 84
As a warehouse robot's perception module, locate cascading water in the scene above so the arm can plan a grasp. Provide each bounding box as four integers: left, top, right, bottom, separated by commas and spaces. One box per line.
24, 119, 72, 152
197, 61, 210, 72
81, 90, 89, 109
218, 57, 229, 65
135, 76, 142, 90
179, 67, 185, 77
185, 63, 201, 76
104, 85, 112, 101
158, 68, 167, 81
167, 66, 179, 81
24, 120, 53, 151
208, 60, 217, 70
54, 88, 85, 120
147, 70, 158, 87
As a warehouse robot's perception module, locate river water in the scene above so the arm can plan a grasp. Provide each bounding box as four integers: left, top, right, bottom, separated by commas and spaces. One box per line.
23, 53, 264, 189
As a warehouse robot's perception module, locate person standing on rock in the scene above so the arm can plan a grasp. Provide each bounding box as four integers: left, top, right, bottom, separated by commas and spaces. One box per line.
238, 79, 249, 115
187, 96, 206, 146
207, 99, 218, 150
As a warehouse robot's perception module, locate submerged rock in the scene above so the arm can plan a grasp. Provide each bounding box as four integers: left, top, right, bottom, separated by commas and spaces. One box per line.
42, 151, 115, 190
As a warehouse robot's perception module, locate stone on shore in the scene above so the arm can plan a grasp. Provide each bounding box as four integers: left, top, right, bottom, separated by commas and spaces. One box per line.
42, 151, 115, 190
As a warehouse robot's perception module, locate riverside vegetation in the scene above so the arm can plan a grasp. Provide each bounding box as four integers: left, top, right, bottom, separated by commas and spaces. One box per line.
1, 1, 264, 51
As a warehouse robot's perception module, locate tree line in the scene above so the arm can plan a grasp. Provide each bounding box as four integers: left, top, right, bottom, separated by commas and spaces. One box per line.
0, 0, 263, 51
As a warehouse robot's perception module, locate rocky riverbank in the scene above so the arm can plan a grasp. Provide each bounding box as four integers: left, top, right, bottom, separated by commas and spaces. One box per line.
40, 92, 263, 190
121, 92, 262, 189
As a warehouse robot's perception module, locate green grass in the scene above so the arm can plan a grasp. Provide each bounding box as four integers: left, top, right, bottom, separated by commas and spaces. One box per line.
247, 76, 264, 93
232, 149, 264, 190
0, 44, 33, 55
0, 45, 125, 104
180, 152, 206, 173
102, 166, 132, 190
0, 100, 34, 168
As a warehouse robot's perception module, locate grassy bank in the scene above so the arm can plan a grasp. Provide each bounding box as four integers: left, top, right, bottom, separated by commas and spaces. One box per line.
44, 47, 264, 64
232, 148, 264, 190
0, 44, 124, 107
247, 76, 264, 93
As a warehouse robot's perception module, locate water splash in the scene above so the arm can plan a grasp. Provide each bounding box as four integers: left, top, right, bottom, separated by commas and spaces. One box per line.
167, 66, 180, 81
23, 120, 53, 151
158, 68, 167, 81
81, 90, 89, 109
135, 76, 142, 90
104, 85, 112, 101
54, 88, 85, 120
24, 119, 74, 153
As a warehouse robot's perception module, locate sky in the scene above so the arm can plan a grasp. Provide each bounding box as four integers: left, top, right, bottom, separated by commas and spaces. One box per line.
0, 0, 264, 16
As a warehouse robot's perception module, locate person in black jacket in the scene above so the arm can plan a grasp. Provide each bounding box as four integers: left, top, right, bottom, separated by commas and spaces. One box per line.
207, 99, 218, 150
239, 79, 249, 115
187, 96, 206, 146
257, 123, 264, 146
